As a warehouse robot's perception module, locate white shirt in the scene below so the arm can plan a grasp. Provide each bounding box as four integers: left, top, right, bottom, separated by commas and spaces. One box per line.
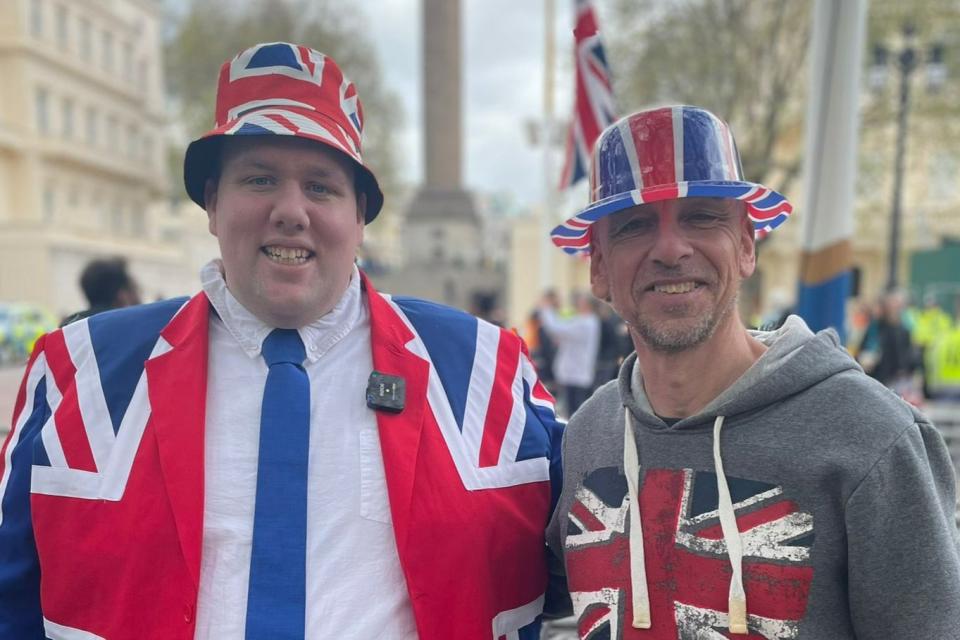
194, 261, 418, 639
539, 308, 601, 388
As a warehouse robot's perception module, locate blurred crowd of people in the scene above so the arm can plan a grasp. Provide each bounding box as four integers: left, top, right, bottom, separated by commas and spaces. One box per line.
762, 288, 960, 405
848, 290, 960, 404
528, 284, 960, 416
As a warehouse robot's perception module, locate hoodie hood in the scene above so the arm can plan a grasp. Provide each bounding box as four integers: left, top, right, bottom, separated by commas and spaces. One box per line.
620, 315, 863, 430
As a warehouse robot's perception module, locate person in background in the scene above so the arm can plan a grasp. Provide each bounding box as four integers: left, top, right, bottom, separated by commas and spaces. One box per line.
60, 257, 141, 326
529, 289, 560, 396
0, 42, 562, 640
538, 291, 601, 415
545, 105, 959, 638
867, 289, 917, 389
912, 294, 953, 398
593, 304, 632, 389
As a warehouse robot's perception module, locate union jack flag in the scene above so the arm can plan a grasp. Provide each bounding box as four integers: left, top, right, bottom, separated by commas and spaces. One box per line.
387, 296, 560, 492
559, 0, 617, 190
565, 467, 814, 639
1, 300, 185, 506
213, 42, 363, 162
0, 286, 563, 639
551, 106, 794, 255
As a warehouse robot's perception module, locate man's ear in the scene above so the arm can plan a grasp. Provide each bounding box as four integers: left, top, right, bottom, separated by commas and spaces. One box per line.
589, 228, 612, 302
204, 179, 219, 236
356, 192, 367, 244
357, 191, 367, 224
738, 204, 757, 279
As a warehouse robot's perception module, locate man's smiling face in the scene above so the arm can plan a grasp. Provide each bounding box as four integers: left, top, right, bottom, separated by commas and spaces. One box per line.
589, 197, 756, 353
204, 136, 365, 329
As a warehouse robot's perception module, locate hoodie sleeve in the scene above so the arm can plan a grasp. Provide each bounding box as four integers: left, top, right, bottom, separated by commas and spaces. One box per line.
845, 420, 960, 638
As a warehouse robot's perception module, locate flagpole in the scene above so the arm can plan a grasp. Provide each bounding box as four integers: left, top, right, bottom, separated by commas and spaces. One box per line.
540, 0, 557, 293
796, 0, 867, 343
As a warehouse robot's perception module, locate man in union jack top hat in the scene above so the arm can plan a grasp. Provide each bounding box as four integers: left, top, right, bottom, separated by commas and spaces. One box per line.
0, 43, 563, 639
546, 106, 960, 638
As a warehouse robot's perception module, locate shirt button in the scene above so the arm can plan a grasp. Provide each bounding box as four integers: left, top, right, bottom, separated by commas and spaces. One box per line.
183, 604, 194, 624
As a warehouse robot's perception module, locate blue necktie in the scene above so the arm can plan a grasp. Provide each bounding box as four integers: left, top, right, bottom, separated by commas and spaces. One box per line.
246, 329, 310, 639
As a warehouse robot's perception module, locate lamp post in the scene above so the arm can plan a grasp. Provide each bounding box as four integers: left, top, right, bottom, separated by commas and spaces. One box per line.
870, 24, 946, 291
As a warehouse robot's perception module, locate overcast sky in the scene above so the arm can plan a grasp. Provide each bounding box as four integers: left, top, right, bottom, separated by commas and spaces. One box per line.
357, 0, 585, 211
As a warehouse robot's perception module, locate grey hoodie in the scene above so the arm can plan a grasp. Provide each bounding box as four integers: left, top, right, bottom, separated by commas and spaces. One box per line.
547, 316, 960, 639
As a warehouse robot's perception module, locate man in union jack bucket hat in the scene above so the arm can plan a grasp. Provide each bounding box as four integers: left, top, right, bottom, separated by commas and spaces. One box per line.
0, 43, 564, 639
546, 105, 960, 637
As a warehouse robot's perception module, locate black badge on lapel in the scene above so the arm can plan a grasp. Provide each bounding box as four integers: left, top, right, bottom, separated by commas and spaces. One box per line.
366, 371, 406, 413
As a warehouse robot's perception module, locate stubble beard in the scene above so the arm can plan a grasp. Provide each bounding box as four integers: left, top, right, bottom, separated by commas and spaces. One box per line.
630, 289, 739, 354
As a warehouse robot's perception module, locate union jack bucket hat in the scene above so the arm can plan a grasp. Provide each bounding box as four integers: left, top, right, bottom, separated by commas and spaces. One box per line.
551, 105, 792, 255
183, 42, 384, 222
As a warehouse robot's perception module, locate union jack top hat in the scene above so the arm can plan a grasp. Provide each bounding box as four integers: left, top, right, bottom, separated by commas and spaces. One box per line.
551, 105, 792, 255
183, 42, 384, 222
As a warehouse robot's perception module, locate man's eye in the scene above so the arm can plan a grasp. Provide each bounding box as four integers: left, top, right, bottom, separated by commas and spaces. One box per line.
687, 211, 721, 225
612, 218, 652, 237
307, 183, 331, 194
245, 176, 274, 186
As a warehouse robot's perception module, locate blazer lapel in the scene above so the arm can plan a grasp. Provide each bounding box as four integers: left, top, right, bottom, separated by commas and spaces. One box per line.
144, 293, 210, 589
363, 273, 428, 554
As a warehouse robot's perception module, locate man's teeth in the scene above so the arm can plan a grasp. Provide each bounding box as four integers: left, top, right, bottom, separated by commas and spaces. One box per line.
653, 282, 698, 294
264, 247, 311, 263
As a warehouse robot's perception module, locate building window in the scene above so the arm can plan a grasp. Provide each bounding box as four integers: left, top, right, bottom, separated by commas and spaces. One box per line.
35, 87, 50, 134
85, 106, 97, 146
106, 115, 118, 148
101, 29, 113, 73
55, 3, 68, 50
110, 200, 124, 235
127, 124, 137, 159
79, 17, 91, 61
30, 0, 43, 38
130, 207, 146, 237
142, 134, 153, 166
61, 97, 74, 139
929, 152, 959, 201
43, 185, 55, 222
122, 42, 134, 81
138, 59, 148, 90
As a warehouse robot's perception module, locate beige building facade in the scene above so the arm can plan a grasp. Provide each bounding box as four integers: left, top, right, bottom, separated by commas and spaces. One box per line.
0, 0, 215, 319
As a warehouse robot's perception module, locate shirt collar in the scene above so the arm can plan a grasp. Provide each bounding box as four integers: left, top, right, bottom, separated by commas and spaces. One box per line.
200, 259, 366, 363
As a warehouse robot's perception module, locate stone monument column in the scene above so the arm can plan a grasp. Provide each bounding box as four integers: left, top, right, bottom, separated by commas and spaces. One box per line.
422, 0, 462, 191
375, 0, 502, 315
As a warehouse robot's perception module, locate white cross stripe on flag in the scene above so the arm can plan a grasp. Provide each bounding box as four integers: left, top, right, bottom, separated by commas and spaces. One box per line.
675, 472, 813, 563
674, 601, 800, 639
228, 43, 325, 85
566, 482, 628, 548
382, 296, 550, 491
61, 320, 116, 471
570, 588, 622, 639
29, 332, 173, 502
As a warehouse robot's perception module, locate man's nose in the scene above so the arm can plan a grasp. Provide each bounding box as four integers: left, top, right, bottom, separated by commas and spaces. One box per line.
269, 181, 311, 233
648, 218, 693, 267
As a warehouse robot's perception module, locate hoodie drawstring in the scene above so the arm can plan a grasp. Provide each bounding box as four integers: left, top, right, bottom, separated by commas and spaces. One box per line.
623, 408, 651, 629
712, 415, 748, 634
623, 410, 748, 634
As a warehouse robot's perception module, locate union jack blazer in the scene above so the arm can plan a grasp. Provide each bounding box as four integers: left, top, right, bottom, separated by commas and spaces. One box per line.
0, 274, 563, 640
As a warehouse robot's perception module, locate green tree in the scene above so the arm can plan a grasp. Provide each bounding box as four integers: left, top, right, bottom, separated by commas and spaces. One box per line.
606, 0, 812, 194
163, 0, 401, 199
604, 0, 960, 201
